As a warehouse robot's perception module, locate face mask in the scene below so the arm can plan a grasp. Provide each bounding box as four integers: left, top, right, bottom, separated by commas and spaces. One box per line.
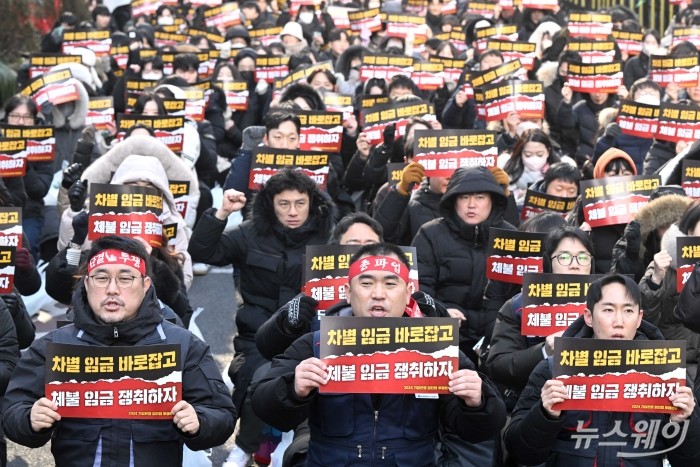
142, 72, 162, 81
636, 94, 660, 106
157, 16, 174, 26
523, 155, 547, 172
299, 12, 314, 24
642, 44, 657, 56
240, 71, 255, 83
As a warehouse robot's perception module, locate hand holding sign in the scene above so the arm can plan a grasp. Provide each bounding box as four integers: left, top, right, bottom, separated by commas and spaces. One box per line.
449, 369, 483, 407
294, 357, 328, 398
541, 379, 568, 418
544, 331, 564, 356
669, 386, 695, 423
172, 400, 200, 435
31, 397, 61, 432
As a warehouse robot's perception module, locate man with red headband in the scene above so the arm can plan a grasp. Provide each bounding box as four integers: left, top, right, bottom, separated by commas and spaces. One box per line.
251, 242, 507, 466
2, 236, 236, 466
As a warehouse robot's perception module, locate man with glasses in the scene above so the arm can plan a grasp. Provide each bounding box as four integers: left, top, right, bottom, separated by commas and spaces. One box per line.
188, 168, 334, 467
3, 235, 236, 465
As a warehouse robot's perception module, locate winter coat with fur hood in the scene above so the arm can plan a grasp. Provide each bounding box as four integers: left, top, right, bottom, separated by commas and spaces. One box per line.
611, 194, 693, 282
58, 149, 194, 289
188, 185, 334, 340
639, 223, 700, 368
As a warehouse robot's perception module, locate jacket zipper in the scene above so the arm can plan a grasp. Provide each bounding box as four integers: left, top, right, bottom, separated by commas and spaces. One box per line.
113, 327, 118, 338
372, 410, 378, 465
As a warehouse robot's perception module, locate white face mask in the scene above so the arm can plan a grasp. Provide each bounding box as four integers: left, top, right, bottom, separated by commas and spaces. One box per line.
636, 94, 660, 106
523, 155, 548, 172
158, 16, 174, 26
299, 12, 314, 24
142, 72, 162, 81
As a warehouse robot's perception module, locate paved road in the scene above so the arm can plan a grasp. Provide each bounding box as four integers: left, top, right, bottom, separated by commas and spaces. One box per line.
7, 267, 241, 466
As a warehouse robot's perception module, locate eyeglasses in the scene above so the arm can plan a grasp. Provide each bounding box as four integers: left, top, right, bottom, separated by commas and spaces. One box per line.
275, 200, 308, 211
88, 274, 144, 288
7, 113, 34, 122
550, 253, 592, 266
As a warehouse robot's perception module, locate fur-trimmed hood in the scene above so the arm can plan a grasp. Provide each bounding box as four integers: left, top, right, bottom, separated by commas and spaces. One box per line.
46, 64, 89, 131
536, 61, 559, 88
634, 194, 691, 263
249, 182, 334, 244
81, 135, 200, 228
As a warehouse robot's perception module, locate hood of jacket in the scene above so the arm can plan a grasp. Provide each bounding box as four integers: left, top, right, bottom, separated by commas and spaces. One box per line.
563, 314, 664, 341
250, 182, 334, 245
46, 67, 89, 131
439, 166, 509, 244
411, 181, 443, 209
81, 135, 199, 225
662, 223, 685, 270
635, 194, 692, 252
71, 280, 164, 346
440, 166, 508, 217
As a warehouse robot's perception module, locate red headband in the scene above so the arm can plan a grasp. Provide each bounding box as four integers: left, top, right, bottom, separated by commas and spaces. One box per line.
348, 255, 410, 284
88, 249, 147, 276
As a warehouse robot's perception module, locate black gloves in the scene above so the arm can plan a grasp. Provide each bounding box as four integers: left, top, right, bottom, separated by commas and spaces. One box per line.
621, 220, 642, 260
383, 123, 396, 148
71, 211, 89, 245
61, 163, 84, 190
603, 122, 622, 141
68, 179, 88, 212
1, 293, 21, 318
286, 294, 319, 332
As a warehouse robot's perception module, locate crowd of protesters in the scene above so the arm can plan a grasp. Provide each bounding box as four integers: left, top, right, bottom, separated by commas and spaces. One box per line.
1, 0, 700, 466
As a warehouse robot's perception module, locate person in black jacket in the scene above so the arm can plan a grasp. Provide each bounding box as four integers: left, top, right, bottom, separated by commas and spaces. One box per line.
251, 243, 507, 466
189, 168, 333, 467
505, 274, 700, 467
412, 166, 516, 358
2, 236, 236, 466
623, 30, 661, 90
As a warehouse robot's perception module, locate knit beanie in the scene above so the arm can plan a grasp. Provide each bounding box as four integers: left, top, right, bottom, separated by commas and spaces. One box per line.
593, 148, 638, 179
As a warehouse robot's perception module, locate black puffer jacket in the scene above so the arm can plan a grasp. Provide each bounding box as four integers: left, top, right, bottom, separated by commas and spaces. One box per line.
411, 167, 515, 347
505, 316, 700, 467
373, 180, 442, 245
2, 282, 236, 466
557, 94, 615, 163
188, 188, 334, 340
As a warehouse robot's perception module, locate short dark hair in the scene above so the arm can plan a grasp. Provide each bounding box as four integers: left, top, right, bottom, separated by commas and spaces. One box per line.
586, 274, 641, 312
387, 75, 416, 95
262, 167, 316, 199
84, 236, 152, 277
478, 49, 503, 67
679, 200, 700, 235
126, 123, 156, 138
519, 212, 567, 234
4, 95, 38, 120
350, 243, 410, 269
544, 226, 594, 273
173, 52, 200, 72
327, 28, 348, 43
543, 162, 581, 188
264, 110, 301, 136
332, 213, 384, 244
